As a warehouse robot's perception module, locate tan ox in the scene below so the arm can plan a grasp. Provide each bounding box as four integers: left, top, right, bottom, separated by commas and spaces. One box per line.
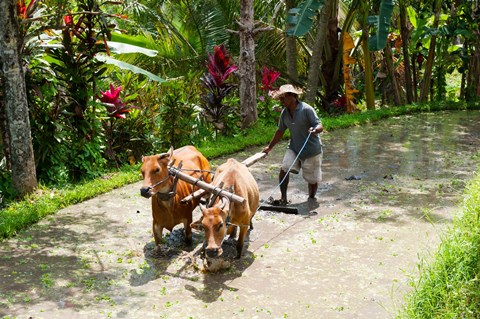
140, 146, 212, 249
192, 158, 259, 259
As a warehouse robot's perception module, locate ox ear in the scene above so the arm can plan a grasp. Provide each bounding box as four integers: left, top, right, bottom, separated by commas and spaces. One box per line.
199, 202, 207, 213
168, 146, 174, 158
141, 155, 145, 163
190, 218, 203, 230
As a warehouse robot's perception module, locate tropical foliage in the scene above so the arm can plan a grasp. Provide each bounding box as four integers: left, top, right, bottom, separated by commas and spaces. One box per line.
1, 0, 480, 195
200, 44, 239, 136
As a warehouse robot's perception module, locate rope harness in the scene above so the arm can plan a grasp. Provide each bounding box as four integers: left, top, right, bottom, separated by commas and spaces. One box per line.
205, 131, 314, 250
146, 160, 214, 202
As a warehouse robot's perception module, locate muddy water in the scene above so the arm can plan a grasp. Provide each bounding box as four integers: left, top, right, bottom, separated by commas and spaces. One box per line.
1, 110, 479, 319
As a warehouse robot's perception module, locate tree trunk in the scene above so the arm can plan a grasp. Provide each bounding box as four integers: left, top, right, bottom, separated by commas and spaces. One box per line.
239, 0, 257, 128
361, 24, 375, 110
0, 0, 37, 195
305, 0, 333, 103
384, 41, 402, 105
466, 21, 480, 100
323, 0, 340, 101
285, 0, 299, 83
466, 46, 480, 101
399, 1, 413, 104
412, 52, 418, 101
420, 0, 441, 103
0, 81, 11, 170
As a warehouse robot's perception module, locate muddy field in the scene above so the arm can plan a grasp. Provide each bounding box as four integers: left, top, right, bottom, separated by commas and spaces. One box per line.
1, 110, 480, 319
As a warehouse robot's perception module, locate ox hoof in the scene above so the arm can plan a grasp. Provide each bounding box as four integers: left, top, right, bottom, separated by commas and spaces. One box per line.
148, 246, 174, 258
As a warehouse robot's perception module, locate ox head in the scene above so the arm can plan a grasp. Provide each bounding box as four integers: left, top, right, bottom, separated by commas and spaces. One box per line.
140, 147, 174, 198
191, 198, 230, 258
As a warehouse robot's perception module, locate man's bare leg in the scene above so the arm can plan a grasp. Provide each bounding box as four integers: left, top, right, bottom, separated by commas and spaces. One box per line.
308, 183, 318, 199
279, 169, 289, 204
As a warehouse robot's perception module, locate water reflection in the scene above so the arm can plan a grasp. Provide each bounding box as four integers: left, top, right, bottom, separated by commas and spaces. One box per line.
323, 111, 480, 180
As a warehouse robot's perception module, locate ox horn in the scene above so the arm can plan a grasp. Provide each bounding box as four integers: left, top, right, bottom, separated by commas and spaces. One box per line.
220, 197, 230, 211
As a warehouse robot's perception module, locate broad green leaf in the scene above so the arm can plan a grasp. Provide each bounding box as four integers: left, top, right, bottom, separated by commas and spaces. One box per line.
286, 0, 325, 37
95, 54, 166, 82
368, 0, 394, 51
106, 41, 158, 57
447, 44, 462, 53
407, 6, 417, 28
455, 29, 474, 39
110, 33, 153, 48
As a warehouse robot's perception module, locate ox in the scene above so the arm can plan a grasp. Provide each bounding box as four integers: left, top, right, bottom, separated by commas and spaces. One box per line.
192, 158, 259, 259
140, 146, 212, 250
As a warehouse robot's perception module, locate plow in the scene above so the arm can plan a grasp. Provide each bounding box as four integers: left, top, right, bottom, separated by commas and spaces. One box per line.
171, 151, 298, 214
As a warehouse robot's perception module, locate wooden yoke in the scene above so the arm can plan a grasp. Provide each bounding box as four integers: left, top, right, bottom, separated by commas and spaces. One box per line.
180, 152, 266, 204
170, 166, 245, 204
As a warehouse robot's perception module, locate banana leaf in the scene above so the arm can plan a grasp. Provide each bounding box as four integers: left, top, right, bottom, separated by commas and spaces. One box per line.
106, 41, 158, 57
95, 54, 166, 83
367, 0, 394, 51
286, 0, 325, 37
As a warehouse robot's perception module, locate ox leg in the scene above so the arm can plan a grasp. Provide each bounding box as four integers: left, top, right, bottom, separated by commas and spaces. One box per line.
184, 220, 193, 245
228, 225, 238, 240
236, 226, 248, 259
153, 222, 163, 246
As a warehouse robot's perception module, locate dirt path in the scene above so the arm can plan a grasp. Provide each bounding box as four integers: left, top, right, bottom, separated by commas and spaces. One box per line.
1, 111, 480, 319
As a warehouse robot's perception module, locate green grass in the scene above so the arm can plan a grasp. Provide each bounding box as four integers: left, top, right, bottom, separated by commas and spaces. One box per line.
0, 99, 479, 240
0, 166, 140, 239
397, 161, 480, 318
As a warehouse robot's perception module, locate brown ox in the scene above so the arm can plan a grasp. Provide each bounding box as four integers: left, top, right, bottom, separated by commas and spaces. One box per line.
140, 146, 212, 248
192, 158, 259, 259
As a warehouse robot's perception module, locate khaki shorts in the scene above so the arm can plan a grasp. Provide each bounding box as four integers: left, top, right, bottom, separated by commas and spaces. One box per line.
281, 149, 323, 184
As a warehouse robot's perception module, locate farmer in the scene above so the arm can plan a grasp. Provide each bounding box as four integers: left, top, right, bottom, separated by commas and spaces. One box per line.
262, 84, 323, 205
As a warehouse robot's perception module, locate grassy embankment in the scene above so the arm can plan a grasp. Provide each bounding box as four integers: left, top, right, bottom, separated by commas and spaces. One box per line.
397, 159, 480, 318
0, 100, 478, 240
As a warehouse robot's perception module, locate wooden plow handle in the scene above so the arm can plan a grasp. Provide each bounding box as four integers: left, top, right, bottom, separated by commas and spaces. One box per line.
180, 152, 267, 204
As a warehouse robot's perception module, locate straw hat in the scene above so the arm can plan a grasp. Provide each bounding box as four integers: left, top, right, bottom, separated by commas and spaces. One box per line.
269, 84, 304, 100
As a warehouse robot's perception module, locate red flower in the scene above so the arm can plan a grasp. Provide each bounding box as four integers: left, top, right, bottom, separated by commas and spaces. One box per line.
17, 1, 27, 19
206, 44, 238, 87
63, 14, 73, 26
17, 0, 38, 20
332, 96, 347, 108
260, 66, 281, 91
99, 84, 135, 119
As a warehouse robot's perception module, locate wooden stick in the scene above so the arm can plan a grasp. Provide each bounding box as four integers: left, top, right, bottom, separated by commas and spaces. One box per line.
181, 188, 207, 204
241, 152, 267, 167
170, 167, 245, 204
180, 152, 267, 204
